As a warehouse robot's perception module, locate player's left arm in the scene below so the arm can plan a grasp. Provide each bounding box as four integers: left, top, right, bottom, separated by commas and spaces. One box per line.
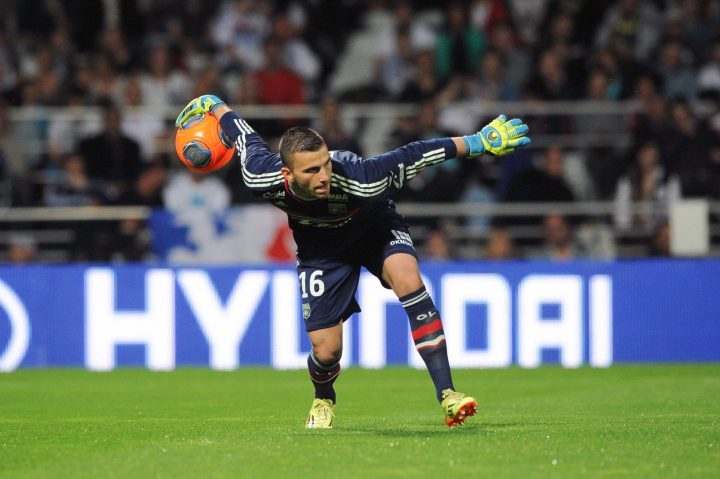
351, 115, 531, 194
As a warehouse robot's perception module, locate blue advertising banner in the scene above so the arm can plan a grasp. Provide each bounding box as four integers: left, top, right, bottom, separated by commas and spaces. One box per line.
0, 260, 718, 371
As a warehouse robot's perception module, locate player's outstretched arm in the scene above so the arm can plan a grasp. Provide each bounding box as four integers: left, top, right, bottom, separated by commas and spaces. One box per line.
454, 115, 531, 158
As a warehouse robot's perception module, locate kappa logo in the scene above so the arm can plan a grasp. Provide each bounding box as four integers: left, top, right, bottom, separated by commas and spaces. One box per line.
415, 310, 437, 321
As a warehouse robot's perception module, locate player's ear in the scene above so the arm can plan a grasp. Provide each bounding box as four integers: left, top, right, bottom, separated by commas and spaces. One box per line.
281, 165, 293, 182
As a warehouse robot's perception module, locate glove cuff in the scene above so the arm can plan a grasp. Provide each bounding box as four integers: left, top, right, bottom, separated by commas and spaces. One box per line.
462, 134, 485, 156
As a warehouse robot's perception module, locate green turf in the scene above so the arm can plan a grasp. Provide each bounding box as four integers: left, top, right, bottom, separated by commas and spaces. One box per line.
1, 366, 718, 478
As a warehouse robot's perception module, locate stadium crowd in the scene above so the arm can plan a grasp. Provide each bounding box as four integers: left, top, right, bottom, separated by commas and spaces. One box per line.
0, 0, 719, 261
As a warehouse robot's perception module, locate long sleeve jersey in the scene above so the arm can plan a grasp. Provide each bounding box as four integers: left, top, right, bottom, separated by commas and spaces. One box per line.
219, 112, 458, 253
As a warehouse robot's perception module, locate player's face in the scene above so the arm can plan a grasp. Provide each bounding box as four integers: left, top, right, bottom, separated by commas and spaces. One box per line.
282, 145, 332, 199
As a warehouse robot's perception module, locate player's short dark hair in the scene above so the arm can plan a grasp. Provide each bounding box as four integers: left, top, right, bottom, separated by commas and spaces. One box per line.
279, 127, 325, 167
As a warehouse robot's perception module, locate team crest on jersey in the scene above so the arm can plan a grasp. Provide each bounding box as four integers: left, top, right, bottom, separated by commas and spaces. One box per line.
302, 303, 311, 319
328, 203, 347, 215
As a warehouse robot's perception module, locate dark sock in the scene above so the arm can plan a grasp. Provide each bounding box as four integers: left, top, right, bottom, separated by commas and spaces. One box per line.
400, 286, 454, 402
307, 352, 340, 403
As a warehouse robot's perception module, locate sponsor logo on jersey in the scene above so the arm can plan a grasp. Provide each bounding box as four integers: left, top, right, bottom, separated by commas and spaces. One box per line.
328, 203, 347, 215
263, 191, 286, 199
328, 193, 349, 201
389, 230, 413, 247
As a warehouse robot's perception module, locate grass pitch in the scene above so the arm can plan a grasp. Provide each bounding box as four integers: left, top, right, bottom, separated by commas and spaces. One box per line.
1, 365, 718, 478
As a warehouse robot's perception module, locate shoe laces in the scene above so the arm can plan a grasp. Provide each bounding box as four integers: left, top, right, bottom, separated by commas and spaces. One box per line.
441, 389, 465, 402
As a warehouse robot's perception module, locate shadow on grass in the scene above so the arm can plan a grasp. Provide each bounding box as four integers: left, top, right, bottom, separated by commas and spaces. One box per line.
291, 418, 541, 437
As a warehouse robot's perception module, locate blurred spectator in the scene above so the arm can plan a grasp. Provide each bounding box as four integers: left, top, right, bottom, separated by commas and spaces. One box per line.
212, 0, 271, 72
614, 142, 680, 232
303, 0, 363, 88
486, 22, 530, 92
484, 226, 517, 260
665, 0, 719, 59
271, 10, 321, 91
90, 53, 125, 105
595, 0, 662, 62
698, 40, 720, 100
7, 233, 38, 264
191, 64, 227, 101
398, 50, 451, 104
630, 93, 672, 164
590, 49, 626, 100
503, 146, 575, 204
647, 221, 671, 257
504, 0, 546, 45
43, 154, 104, 207
467, 50, 520, 102
163, 170, 231, 213
313, 97, 362, 155
422, 229, 452, 260
530, 213, 586, 260
0, 29, 19, 102
576, 220, 617, 259
122, 73, 167, 160
98, 27, 133, 74
118, 160, 168, 207
237, 35, 306, 136
529, 47, 576, 100
460, 171, 496, 234
77, 101, 142, 202
470, 0, 511, 34
435, 2, 485, 80
375, 1, 438, 60
665, 100, 718, 197
377, 29, 416, 99
139, 43, 192, 108
575, 69, 625, 143
655, 40, 697, 101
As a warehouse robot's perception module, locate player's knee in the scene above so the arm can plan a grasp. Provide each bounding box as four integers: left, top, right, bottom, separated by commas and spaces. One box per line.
388, 274, 423, 297
313, 346, 342, 365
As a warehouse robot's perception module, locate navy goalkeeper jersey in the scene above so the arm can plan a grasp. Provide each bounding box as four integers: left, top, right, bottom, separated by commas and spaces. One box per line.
220, 112, 458, 255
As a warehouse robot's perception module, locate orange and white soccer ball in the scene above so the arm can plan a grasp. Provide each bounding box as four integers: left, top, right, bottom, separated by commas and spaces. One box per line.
175, 113, 235, 173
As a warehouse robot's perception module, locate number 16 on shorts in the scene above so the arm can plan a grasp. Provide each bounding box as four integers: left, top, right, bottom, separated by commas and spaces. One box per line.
299, 270, 325, 298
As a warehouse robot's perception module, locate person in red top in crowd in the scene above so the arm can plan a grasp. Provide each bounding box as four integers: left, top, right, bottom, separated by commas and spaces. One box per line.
240, 36, 306, 137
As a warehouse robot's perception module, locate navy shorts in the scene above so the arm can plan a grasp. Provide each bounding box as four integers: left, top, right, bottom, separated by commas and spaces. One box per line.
296, 209, 416, 331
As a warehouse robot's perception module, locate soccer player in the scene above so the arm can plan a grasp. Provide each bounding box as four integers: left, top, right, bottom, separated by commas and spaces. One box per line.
176, 95, 531, 428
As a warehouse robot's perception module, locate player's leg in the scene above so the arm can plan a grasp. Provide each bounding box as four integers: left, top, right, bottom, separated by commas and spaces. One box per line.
362, 211, 478, 425
307, 322, 343, 403
382, 253, 478, 426
297, 256, 360, 429
381, 253, 454, 399
305, 322, 343, 429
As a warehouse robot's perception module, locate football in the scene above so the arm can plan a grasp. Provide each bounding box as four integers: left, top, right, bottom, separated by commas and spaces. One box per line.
175, 113, 235, 173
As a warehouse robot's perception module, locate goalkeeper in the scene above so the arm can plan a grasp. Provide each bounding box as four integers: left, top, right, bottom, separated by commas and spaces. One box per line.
176, 95, 530, 429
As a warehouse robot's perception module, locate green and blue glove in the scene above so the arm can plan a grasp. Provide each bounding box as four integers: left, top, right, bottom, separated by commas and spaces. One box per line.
175, 94, 225, 128
463, 115, 531, 157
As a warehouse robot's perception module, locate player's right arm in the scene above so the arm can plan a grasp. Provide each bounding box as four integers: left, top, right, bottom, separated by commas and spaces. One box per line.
176, 95, 283, 192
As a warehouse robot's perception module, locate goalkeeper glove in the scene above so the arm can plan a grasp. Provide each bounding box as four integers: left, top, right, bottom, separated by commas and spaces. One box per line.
175, 94, 225, 128
463, 115, 531, 157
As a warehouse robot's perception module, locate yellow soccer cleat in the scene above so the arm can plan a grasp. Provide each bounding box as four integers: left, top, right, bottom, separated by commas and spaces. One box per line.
305, 398, 335, 429
441, 389, 478, 427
